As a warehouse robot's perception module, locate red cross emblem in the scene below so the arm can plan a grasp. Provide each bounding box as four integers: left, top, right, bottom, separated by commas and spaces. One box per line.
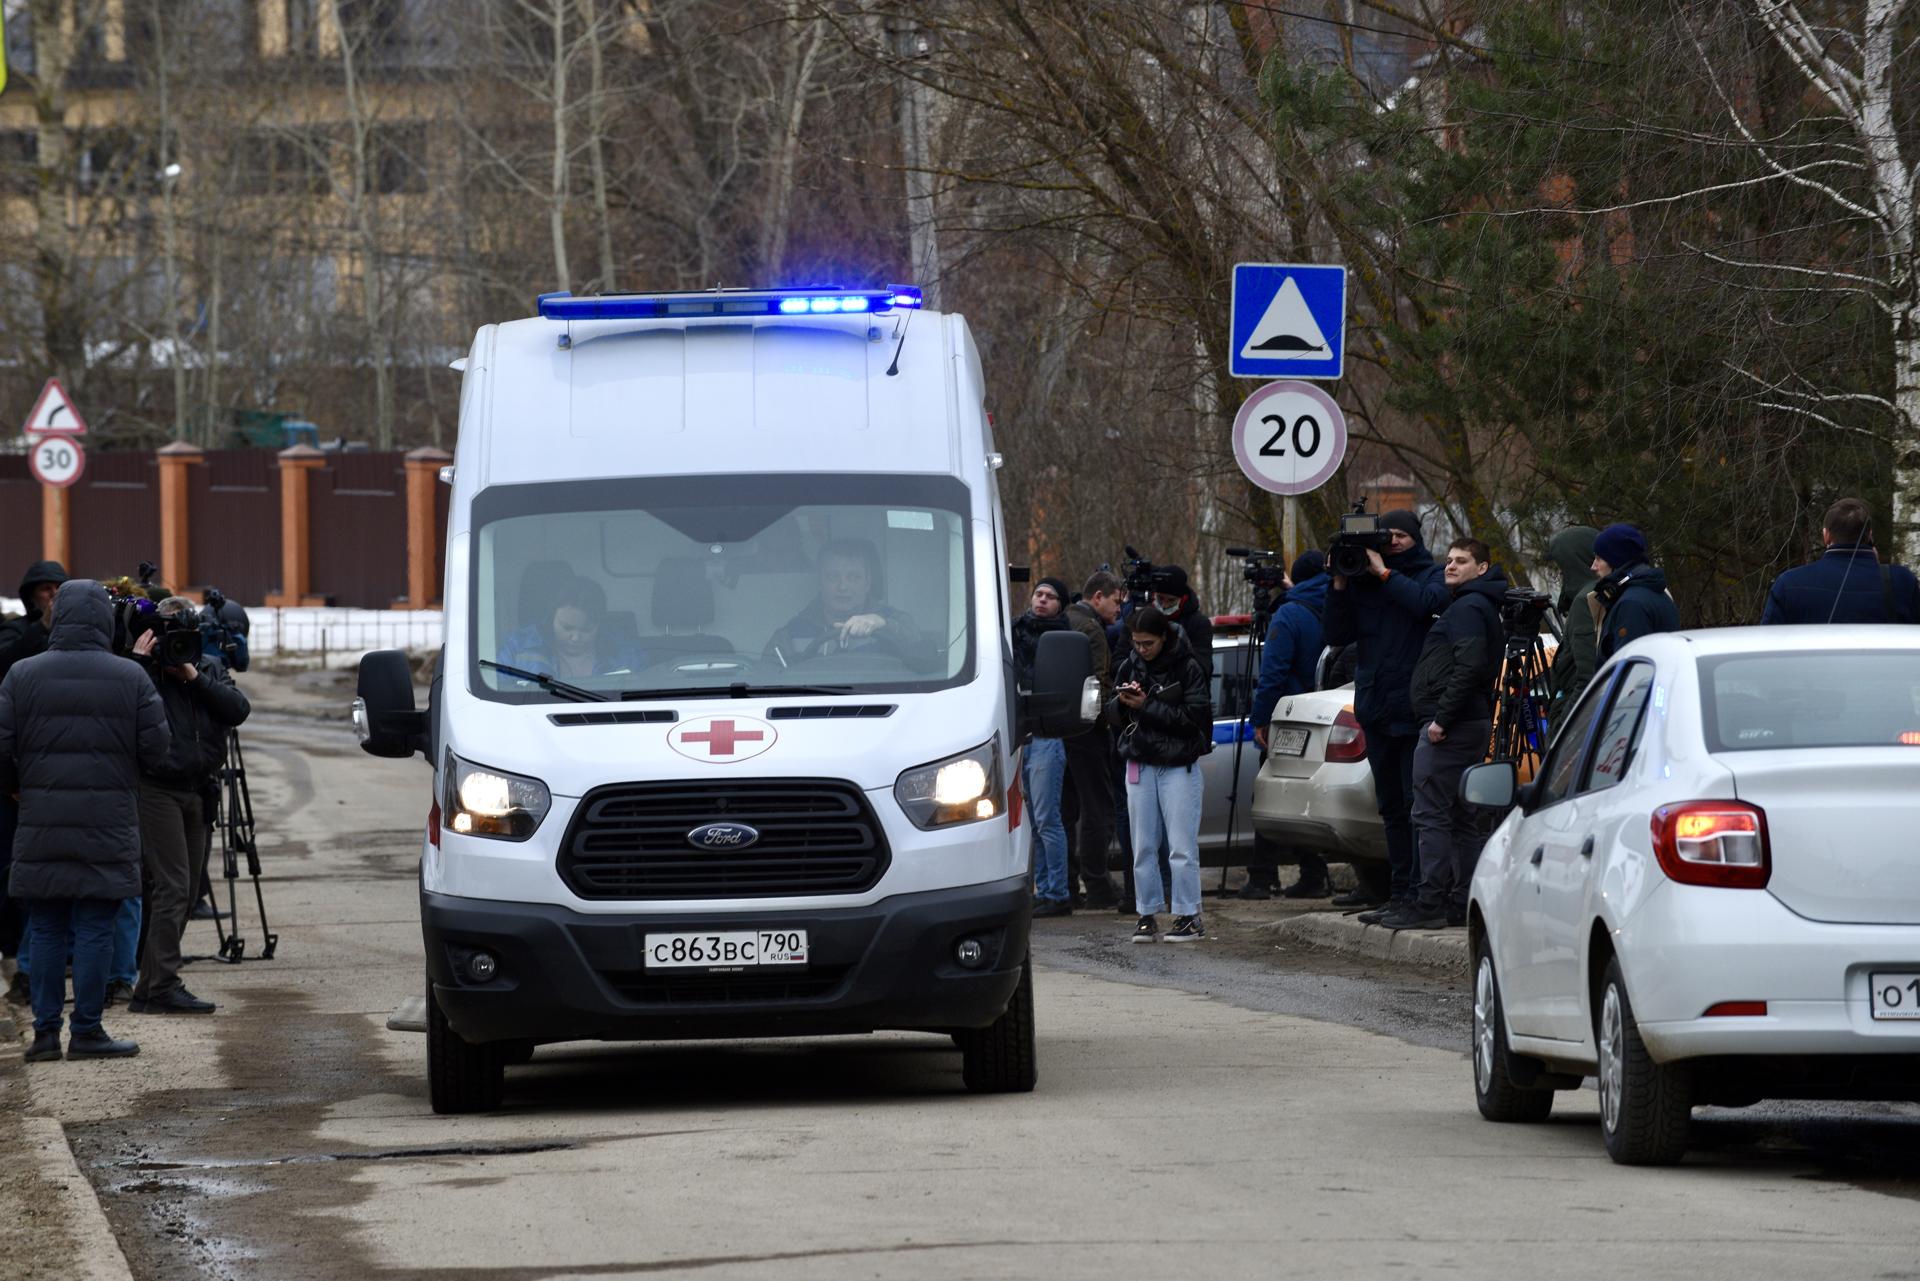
669, 716, 776, 764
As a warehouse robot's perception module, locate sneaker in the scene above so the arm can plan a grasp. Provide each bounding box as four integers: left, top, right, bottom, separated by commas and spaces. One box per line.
24, 1031, 62, 1063
189, 901, 219, 921
1165, 915, 1205, 943
1379, 904, 1449, 931
128, 987, 217, 1015
1131, 915, 1159, 944
1031, 898, 1073, 919
1357, 900, 1405, 925
66, 1028, 140, 1059
1234, 882, 1275, 901
1280, 879, 1331, 899
104, 980, 134, 1007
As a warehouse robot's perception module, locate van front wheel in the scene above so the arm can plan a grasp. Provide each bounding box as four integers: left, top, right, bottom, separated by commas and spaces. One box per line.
426, 980, 505, 1114
958, 959, 1037, 1094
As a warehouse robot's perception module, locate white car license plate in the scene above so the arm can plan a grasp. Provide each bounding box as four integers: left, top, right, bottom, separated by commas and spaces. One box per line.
644, 930, 809, 970
1270, 728, 1310, 757
1868, 972, 1920, 1020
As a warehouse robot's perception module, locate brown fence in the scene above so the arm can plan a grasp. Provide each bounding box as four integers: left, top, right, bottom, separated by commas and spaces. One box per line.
5, 444, 449, 609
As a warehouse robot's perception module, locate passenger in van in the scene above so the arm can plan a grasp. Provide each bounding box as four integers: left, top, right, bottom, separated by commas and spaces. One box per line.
766, 540, 938, 673
497, 576, 642, 679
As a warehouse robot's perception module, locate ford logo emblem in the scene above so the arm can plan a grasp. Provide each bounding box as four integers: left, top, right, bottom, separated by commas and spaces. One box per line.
687, 821, 760, 851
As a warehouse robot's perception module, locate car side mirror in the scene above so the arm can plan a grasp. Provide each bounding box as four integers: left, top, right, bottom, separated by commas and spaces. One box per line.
353, 649, 430, 759
1023, 630, 1097, 738
1460, 760, 1519, 811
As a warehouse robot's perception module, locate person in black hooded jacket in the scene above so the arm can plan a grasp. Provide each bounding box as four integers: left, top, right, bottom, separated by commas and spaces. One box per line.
0, 580, 169, 1062
1323, 510, 1449, 909
1011, 578, 1075, 914
1590, 524, 1679, 659
1380, 540, 1506, 930
1113, 607, 1212, 943
0, 559, 68, 977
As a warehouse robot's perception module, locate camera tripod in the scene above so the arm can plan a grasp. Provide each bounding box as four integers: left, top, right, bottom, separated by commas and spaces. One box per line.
208, 728, 278, 963
1491, 625, 1553, 775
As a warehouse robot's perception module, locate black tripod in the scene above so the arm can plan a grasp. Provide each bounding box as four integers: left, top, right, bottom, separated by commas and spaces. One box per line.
1491, 624, 1553, 775
209, 728, 277, 963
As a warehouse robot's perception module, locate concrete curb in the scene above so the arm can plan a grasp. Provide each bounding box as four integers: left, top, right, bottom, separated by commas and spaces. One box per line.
1266, 910, 1470, 975
19, 1115, 136, 1281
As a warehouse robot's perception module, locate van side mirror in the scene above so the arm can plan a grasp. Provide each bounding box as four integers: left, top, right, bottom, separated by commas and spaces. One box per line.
353, 649, 430, 759
1460, 760, 1519, 811
1023, 630, 1097, 738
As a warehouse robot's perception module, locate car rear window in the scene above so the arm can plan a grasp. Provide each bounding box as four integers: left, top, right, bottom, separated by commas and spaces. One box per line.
1700, 651, 1920, 751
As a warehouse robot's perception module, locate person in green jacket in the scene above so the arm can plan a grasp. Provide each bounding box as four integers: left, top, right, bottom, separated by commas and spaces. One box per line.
1546, 526, 1599, 729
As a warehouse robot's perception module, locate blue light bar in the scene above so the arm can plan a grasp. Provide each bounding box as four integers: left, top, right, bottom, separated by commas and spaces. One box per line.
537, 286, 919, 322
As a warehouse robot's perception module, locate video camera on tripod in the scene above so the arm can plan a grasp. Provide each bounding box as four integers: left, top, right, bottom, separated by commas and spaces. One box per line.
1120, 546, 1181, 598
1225, 547, 1288, 598
1492, 587, 1555, 770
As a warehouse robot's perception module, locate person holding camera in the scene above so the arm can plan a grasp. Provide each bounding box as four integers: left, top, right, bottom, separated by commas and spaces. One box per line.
1243, 551, 1333, 899
1377, 539, 1506, 931
1, 581, 170, 1062
1324, 510, 1448, 913
128, 597, 250, 1015
1589, 524, 1679, 659
1760, 498, 1920, 625
1114, 606, 1213, 944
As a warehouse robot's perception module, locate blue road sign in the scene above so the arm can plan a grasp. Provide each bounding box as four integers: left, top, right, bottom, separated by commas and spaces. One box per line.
1230, 263, 1346, 381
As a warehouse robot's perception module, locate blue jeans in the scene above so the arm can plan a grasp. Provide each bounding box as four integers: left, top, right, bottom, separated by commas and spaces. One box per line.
1128, 762, 1204, 916
1023, 737, 1069, 903
25, 898, 120, 1036
15, 896, 139, 985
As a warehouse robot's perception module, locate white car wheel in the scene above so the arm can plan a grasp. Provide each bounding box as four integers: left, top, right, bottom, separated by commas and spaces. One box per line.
1471, 947, 1553, 1123
1596, 960, 1692, 1165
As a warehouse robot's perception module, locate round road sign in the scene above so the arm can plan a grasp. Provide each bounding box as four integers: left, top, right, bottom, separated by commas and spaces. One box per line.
1230, 380, 1347, 496
28, 433, 86, 488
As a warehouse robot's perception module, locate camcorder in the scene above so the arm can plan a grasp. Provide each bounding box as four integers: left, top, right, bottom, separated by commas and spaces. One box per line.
200, 587, 251, 674
1500, 588, 1554, 637
1226, 546, 1288, 594
1328, 506, 1395, 579
1121, 545, 1181, 597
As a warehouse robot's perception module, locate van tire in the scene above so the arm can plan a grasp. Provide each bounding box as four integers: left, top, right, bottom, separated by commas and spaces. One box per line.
426, 980, 505, 1114
958, 959, 1037, 1094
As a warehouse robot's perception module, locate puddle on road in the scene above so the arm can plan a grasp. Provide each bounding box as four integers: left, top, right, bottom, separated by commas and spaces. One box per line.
106, 1141, 575, 1173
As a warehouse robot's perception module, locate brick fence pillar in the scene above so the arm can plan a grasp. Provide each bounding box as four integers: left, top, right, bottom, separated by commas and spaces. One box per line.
156, 441, 205, 593
265, 445, 327, 607
403, 447, 451, 610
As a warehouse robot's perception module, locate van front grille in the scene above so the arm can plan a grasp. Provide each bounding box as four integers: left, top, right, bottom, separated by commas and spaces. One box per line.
557, 779, 889, 900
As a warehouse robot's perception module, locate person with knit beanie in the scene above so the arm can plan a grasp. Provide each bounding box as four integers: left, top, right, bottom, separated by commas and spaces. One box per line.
1012, 578, 1075, 915
1589, 524, 1679, 660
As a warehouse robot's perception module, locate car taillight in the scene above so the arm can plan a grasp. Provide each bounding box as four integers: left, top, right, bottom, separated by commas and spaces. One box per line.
1650, 801, 1769, 889
1325, 708, 1367, 763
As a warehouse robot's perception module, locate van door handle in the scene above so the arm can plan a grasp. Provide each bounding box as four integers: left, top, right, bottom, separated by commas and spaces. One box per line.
1579, 836, 1595, 859
1530, 846, 1544, 867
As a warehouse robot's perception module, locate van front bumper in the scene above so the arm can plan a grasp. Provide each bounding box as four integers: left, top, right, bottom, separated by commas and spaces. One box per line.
422, 875, 1031, 1045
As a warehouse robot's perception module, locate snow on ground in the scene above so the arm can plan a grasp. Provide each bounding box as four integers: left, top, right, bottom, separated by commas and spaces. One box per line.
249, 606, 443, 668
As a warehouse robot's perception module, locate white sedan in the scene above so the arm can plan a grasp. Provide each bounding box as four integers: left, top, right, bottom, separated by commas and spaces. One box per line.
1462, 626, 1920, 1165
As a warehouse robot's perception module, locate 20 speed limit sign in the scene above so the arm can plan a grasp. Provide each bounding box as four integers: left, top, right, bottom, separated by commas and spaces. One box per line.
28, 433, 86, 487
1230, 380, 1347, 497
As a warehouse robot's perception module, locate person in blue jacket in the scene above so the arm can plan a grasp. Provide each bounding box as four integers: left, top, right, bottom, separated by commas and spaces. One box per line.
1760, 498, 1920, 625
1323, 511, 1448, 913
1240, 551, 1332, 899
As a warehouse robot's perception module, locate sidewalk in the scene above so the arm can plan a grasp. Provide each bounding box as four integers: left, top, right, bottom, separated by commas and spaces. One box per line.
1178, 876, 1471, 976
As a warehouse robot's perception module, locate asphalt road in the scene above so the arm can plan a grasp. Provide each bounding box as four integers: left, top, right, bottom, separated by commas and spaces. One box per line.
14, 710, 1920, 1280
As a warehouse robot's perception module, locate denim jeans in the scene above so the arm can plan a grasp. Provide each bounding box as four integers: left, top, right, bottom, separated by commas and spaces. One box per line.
1022, 737, 1069, 903
112, 897, 142, 986
1127, 761, 1204, 917
25, 898, 120, 1036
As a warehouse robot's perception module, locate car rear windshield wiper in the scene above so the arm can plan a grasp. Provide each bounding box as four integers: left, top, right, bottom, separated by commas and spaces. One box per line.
479, 660, 609, 703
619, 682, 855, 702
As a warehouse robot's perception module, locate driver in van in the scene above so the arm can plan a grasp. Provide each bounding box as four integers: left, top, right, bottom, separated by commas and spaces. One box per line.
497, 575, 642, 679
766, 540, 938, 673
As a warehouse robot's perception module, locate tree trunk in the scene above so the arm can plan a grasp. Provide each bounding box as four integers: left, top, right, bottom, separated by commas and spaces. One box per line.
580, 0, 615, 291
549, 0, 572, 292
29, 0, 85, 391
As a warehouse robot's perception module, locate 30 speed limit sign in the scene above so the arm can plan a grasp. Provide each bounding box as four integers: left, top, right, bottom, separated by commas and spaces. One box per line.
28, 433, 86, 487
1230, 380, 1347, 497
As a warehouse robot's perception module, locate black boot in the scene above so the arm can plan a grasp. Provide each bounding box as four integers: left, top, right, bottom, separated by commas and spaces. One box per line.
67, 1028, 140, 1059
24, 1030, 62, 1063
1280, 876, 1331, 899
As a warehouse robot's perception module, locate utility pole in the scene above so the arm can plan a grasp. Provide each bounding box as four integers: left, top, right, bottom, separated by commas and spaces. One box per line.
887, 11, 942, 310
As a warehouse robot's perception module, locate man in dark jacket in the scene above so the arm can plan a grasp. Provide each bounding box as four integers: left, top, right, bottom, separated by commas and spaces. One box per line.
1546, 526, 1600, 726
1380, 540, 1506, 930
1243, 552, 1333, 899
1062, 571, 1124, 908
1590, 524, 1680, 660
1761, 498, 1920, 625
1012, 579, 1074, 915
1324, 510, 1449, 910
0, 560, 68, 982
1, 580, 169, 1062
130, 597, 250, 1014
1150, 566, 1214, 680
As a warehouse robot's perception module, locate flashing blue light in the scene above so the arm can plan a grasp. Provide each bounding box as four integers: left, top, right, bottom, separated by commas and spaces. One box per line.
535, 284, 923, 322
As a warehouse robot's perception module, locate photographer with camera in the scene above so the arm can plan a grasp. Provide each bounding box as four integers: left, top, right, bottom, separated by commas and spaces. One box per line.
1324, 510, 1448, 914
1376, 539, 1505, 931
127, 597, 250, 1015
1242, 551, 1333, 899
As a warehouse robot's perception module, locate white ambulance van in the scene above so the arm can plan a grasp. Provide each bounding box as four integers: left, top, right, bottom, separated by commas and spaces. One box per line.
354, 285, 1095, 1113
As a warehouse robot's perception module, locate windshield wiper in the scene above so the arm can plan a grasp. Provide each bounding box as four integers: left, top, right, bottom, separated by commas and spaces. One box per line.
619, 682, 855, 702
479, 660, 609, 703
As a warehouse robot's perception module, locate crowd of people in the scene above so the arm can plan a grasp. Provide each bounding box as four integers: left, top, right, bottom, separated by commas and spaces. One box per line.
0, 562, 251, 1065
1015, 497, 1919, 941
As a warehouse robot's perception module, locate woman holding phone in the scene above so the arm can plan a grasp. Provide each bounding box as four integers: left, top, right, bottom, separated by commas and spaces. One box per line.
1112, 606, 1213, 943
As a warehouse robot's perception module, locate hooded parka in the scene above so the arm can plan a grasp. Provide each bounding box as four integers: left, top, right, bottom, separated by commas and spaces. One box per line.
0, 560, 70, 684
0, 581, 170, 901
1546, 527, 1599, 714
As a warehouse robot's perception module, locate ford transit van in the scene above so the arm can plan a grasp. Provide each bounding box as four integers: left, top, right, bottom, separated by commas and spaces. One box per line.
354, 285, 1094, 1113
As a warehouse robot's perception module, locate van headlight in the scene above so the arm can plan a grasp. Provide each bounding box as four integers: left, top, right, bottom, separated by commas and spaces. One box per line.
442, 751, 550, 841
895, 737, 1002, 829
